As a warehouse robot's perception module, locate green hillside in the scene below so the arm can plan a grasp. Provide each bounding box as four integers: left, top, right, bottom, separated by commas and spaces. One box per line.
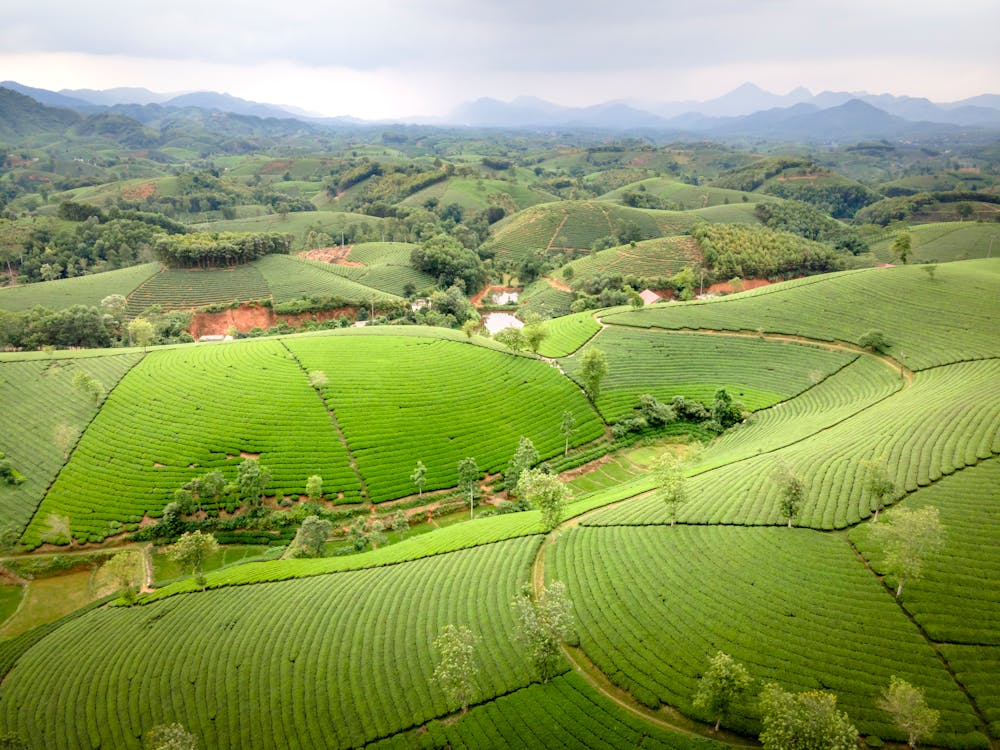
0, 263, 161, 312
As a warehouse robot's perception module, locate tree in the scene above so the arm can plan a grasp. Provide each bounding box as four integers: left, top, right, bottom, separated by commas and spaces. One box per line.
693, 651, 754, 731
71, 371, 104, 403
759, 683, 857, 750
504, 436, 540, 494
892, 232, 912, 264
523, 322, 548, 353
878, 676, 939, 748
652, 453, 687, 526
53, 422, 78, 460
711, 388, 744, 429
432, 624, 479, 713
772, 461, 805, 528
870, 506, 944, 598
495, 326, 527, 352
955, 202, 974, 221
100, 294, 127, 321
144, 723, 198, 750
0, 452, 25, 486
166, 530, 219, 590
308, 370, 328, 389
306, 474, 323, 502
347, 517, 370, 552
293, 515, 332, 557
411, 460, 427, 499
517, 468, 569, 531
859, 329, 891, 354
368, 519, 388, 548
391, 509, 409, 541
236, 458, 271, 508
457, 457, 481, 519
127, 316, 155, 350
461, 319, 478, 339
560, 410, 576, 457
863, 457, 896, 522
512, 581, 574, 682
102, 551, 142, 604
922, 264, 937, 282
579, 348, 609, 402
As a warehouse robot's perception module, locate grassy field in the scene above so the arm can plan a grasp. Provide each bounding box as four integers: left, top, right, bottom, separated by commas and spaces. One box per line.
869, 222, 1000, 263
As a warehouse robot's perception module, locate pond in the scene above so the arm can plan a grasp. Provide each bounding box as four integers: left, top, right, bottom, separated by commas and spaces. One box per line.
481, 312, 524, 335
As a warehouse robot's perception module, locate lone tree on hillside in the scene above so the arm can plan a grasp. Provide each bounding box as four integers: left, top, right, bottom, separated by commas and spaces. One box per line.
863, 457, 897, 522
560, 410, 576, 456
127, 316, 155, 350
523, 321, 548, 354
693, 651, 754, 731
878, 676, 939, 748
652, 453, 687, 526
579, 348, 609, 403
411, 460, 427, 499
504, 436, 539, 495
495, 326, 527, 352
391, 509, 409, 541
102, 551, 143, 604
870, 506, 944, 598
293, 515, 332, 557
71, 371, 104, 403
759, 683, 857, 750
892, 232, 912, 264
512, 581, 574, 683
772, 461, 805, 528
166, 530, 219, 590
517, 468, 570, 531
859, 329, 891, 354
457, 457, 481, 519
305, 474, 323, 502
432, 624, 480, 714
237, 458, 271, 509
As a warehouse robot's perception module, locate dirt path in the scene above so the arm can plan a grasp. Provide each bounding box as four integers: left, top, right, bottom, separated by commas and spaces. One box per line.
529, 493, 756, 746
543, 275, 572, 292
545, 213, 569, 252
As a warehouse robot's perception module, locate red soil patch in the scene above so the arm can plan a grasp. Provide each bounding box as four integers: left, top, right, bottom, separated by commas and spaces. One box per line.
122, 182, 156, 201
543, 276, 572, 292
299, 246, 364, 267
188, 304, 357, 338
261, 159, 293, 174
705, 278, 772, 295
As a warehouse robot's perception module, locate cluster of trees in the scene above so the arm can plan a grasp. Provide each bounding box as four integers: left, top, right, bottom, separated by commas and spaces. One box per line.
693, 223, 843, 282
854, 190, 1000, 226
612, 389, 746, 440
693, 650, 939, 748
754, 200, 868, 255
153, 231, 291, 268
410, 233, 487, 291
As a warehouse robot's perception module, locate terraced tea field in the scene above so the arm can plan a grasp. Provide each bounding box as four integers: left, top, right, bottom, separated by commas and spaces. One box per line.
555, 236, 699, 285
0, 263, 161, 312
124, 264, 271, 316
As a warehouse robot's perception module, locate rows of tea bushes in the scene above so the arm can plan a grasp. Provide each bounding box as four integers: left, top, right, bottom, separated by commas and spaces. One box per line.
124, 265, 271, 317
536, 311, 601, 357
255, 254, 402, 304
517, 280, 575, 319
561, 327, 856, 421
593, 359, 1000, 529
286, 335, 604, 502
604, 259, 1000, 370
346, 242, 418, 267
548, 526, 984, 746
371, 672, 729, 750
702, 356, 902, 468
0, 353, 142, 531
22, 338, 360, 547
939, 646, 1000, 738
852, 457, 1000, 646
557, 236, 698, 285
321, 262, 435, 298
0, 263, 160, 313
0, 538, 540, 749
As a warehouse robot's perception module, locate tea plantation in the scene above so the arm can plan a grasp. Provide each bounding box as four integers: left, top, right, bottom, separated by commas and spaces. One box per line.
0, 258, 997, 748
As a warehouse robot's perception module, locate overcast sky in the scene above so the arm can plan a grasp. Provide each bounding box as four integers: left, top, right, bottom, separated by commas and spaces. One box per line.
2, 0, 998, 119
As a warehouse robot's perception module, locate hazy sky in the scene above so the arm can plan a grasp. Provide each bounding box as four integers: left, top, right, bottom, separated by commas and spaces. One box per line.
2, 0, 998, 119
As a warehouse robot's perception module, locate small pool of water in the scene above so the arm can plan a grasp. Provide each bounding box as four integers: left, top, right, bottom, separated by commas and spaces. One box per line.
482, 312, 524, 335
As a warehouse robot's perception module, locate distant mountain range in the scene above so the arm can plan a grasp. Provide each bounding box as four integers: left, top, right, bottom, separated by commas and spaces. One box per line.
2, 80, 999, 142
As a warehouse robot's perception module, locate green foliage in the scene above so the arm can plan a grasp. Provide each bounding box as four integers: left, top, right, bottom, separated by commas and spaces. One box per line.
293, 515, 332, 557
505, 436, 540, 494
869, 506, 944, 598
754, 200, 868, 254
236, 458, 271, 508
305, 474, 323, 501
693, 651, 754, 731
536, 311, 602, 358
758, 683, 858, 750
516, 468, 569, 531
692, 223, 843, 281
893, 232, 913, 264
102, 551, 143, 604
859, 328, 891, 354
143, 723, 198, 750
513, 580, 574, 682
153, 232, 292, 269
410, 233, 484, 291
166, 530, 220, 589
579, 347, 608, 402
771, 461, 805, 527
863, 457, 897, 521
494, 326, 527, 351
0, 453, 25, 487
432, 624, 480, 713
458, 457, 481, 517
878, 676, 939, 748
652, 453, 686, 526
